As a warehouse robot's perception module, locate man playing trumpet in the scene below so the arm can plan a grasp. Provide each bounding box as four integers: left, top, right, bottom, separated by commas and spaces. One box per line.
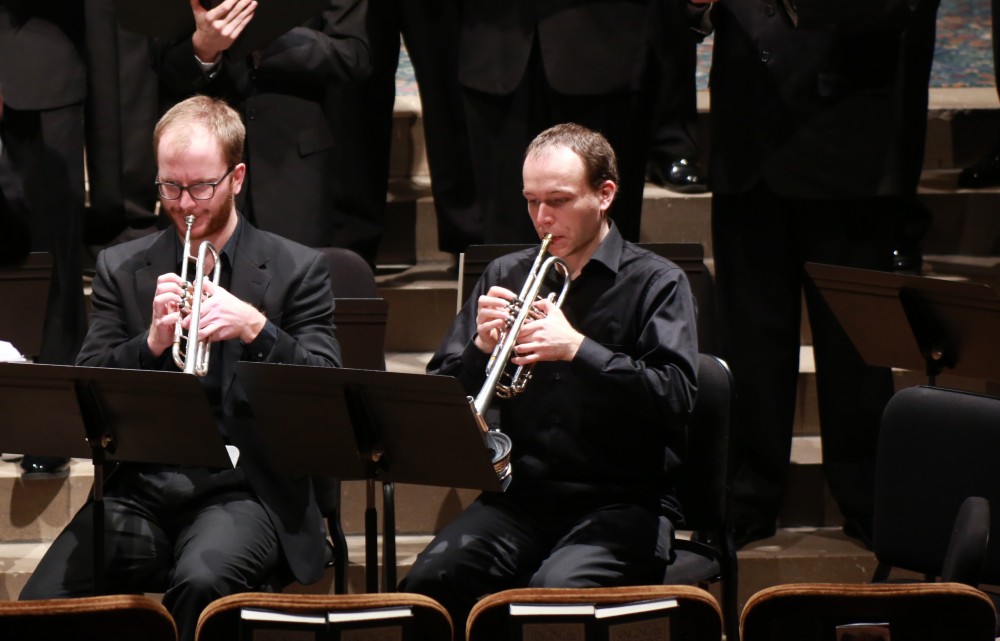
401, 123, 699, 635
19, 95, 341, 641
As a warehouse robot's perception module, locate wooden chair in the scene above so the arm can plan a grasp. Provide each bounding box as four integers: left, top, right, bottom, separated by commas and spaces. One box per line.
0, 594, 176, 640
196, 592, 452, 641
740, 582, 997, 641
466, 585, 722, 641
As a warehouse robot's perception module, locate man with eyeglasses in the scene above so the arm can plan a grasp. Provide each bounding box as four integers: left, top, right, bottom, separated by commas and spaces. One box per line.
18, 95, 341, 641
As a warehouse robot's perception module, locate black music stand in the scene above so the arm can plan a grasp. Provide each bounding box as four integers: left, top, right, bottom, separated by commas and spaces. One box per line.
0, 362, 230, 594
235, 362, 503, 593
805, 263, 1000, 385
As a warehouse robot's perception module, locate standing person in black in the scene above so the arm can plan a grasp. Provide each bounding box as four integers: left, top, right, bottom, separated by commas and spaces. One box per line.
154, 0, 371, 249
0, 95, 30, 266
326, 0, 482, 266
83, 0, 161, 250
19, 95, 341, 641
0, 1, 89, 478
645, 4, 709, 194
706, 0, 939, 549
458, 1, 691, 245
400, 123, 699, 636
959, 0, 1000, 188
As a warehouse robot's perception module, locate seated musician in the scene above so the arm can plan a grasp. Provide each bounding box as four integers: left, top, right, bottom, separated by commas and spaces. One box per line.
400, 123, 699, 635
19, 95, 341, 641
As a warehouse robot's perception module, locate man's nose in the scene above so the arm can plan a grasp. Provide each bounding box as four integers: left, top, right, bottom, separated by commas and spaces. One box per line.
536, 204, 556, 225
178, 190, 199, 208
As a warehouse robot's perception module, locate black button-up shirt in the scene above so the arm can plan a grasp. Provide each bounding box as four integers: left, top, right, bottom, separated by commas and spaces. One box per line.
428, 224, 698, 510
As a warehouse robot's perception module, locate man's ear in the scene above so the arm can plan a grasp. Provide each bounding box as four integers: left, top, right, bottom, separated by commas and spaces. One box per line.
231, 162, 247, 195
598, 180, 617, 211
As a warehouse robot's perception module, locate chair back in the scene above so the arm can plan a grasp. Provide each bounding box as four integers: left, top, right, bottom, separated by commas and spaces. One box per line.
466, 585, 722, 641
662, 353, 739, 641
317, 246, 387, 372
0, 594, 176, 640
874, 386, 1000, 582
674, 353, 734, 535
196, 592, 452, 641
459, 242, 716, 353
740, 582, 997, 641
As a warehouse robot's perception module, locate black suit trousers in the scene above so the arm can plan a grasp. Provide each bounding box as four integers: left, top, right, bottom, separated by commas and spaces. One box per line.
399, 492, 670, 639
463, 45, 657, 245
19, 465, 280, 641
712, 186, 897, 529
327, 0, 481, 263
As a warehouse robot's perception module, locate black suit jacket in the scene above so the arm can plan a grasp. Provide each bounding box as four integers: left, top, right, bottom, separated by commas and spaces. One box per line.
458, 0, 668, 96
708, 0, 915, 198
154, 0, 371, 247
77, 219, 342, 585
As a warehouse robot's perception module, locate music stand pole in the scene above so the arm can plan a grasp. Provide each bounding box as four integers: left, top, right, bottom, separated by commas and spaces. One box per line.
74, 380, 110, 595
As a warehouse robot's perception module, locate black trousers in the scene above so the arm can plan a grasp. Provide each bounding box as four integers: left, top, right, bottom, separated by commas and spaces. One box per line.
712, 186, 898, 531
327, 0, 482, 263
399, 492, 672, 640
20, 465, 280, 641
462, 46, 658, 245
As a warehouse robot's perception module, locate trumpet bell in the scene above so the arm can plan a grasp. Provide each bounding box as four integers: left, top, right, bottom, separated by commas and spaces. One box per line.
486, 430, 512, 491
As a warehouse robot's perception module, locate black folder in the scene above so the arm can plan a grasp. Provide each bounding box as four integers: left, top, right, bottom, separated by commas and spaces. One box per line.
113, 0, 326, 60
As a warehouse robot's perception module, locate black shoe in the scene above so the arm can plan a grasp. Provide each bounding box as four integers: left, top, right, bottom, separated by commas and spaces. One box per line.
648, 158, 708, 194
842, 518, 874, 550
958, 151, 1000, 189
20, 456, 70, 480
733, 520, 777, 550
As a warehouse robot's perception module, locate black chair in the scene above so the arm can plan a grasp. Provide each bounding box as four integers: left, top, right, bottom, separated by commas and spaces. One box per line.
665, 353, 739, 641
740, 582, 997, 641
872, 386, 1000, 587
318, 246, 388, 372
459, 242, 717, 354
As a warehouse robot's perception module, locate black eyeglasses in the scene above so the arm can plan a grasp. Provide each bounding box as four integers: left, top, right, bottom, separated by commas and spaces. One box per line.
156, 165, 235, 201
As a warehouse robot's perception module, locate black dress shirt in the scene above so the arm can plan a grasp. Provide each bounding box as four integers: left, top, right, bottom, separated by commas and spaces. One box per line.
428, 224, 698, 510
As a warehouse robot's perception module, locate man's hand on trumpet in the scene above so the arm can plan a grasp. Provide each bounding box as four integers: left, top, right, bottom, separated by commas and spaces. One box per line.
147, 273, 266, 357
473, 286, 584, 363
189, 279, 266, 344
474, 285, 518, 354
510, 297, 584, 364
148, 272, 188, 357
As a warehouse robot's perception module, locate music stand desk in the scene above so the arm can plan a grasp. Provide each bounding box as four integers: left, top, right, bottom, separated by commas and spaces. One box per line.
236, 362, 502, 592
806, 263, 1000, 384
0, 362, 231, 593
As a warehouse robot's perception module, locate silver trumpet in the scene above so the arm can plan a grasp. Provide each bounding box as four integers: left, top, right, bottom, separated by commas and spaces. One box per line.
470, 234, 571, 490
171, 215, 221, 376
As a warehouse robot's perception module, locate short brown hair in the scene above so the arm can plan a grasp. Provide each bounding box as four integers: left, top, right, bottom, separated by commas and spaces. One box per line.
154, 95, 245, 168
524, 123, 619, 191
